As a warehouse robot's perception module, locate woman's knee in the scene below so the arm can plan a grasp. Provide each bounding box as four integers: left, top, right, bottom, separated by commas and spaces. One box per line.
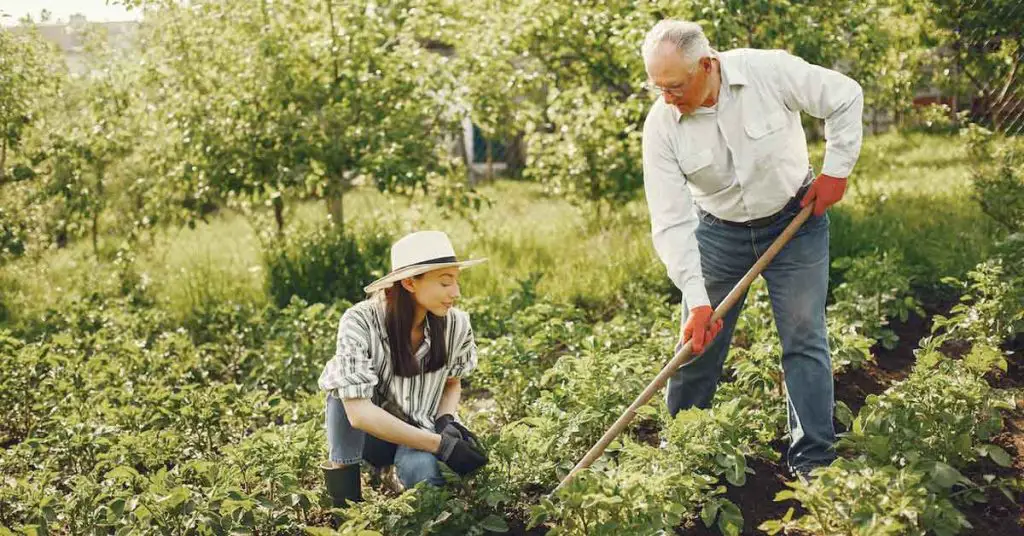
395, 450, 444, 488
326, 394, 366, 465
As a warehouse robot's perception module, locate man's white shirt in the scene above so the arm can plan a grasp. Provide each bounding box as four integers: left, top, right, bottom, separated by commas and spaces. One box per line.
642, 48, 863, 309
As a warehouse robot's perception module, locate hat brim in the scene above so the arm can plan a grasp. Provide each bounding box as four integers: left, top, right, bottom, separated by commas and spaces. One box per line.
363, 258, 488, 294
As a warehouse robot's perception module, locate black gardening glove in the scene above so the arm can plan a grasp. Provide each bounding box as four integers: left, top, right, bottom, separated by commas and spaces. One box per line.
434, 433, 488, 476
434, 414, 482, 450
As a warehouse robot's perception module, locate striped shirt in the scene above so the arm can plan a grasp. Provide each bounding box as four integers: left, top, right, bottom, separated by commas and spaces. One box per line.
317, 293, 478, 430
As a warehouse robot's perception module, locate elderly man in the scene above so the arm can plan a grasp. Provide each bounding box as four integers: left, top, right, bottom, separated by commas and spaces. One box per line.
640, 20, 863, 477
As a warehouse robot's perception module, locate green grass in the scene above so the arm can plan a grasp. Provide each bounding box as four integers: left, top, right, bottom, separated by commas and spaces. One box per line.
0, 131, 1001, 327
295, 181, 667, 307
0, 209, 275, 328
0, 247, 118, 326
814, 131, 1002, 286
402, 181, 665, 306
137, 215, 269, 323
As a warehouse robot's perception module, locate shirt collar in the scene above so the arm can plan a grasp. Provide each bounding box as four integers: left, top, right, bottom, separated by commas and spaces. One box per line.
719, 51, 747, 87
414, 316, 433, 359
422, 318, 433, 343
670, 51, 747, 123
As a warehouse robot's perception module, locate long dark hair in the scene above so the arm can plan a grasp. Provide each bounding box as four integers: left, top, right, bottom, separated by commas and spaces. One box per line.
384, 278, 448, 377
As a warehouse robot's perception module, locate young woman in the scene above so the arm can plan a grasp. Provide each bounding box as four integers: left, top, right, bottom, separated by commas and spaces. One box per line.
318, 230, 488, 507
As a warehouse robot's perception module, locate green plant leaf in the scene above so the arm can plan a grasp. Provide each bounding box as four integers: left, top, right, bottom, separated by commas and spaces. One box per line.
980, 444, 1013, 467
717, 500, 743, 536
701, 500, 720, 528
479, 514, 509, 533
930, 461, 965, 488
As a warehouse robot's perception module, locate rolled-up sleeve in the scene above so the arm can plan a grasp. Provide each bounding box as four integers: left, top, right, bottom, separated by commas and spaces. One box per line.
446, 311, 478, 378
318, 307, 379, 400
642, 108, 709, 309
772, 50, 863, 178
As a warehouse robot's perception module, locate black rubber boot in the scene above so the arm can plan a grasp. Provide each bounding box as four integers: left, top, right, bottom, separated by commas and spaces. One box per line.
322, 463, 362, 508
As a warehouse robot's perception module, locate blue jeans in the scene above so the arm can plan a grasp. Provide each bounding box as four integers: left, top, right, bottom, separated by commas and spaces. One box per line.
666, 197, 836, 472
326, 394, 445, 487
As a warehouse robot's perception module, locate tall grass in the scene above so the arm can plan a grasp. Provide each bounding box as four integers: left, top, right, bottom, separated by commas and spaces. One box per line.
137, 213, 268, 323
0, 247, 122, 327
816, 131, 1001, 285
289, 181, 666, 307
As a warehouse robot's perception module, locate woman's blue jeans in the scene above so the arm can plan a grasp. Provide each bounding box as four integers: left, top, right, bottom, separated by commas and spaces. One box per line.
326, 394, 445, 487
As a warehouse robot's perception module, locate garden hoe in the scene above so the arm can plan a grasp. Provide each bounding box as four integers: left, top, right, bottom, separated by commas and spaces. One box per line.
554, 203, 815, 494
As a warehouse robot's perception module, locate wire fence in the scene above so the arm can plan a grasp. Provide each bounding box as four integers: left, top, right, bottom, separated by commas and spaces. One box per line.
951, 0, 1023, 135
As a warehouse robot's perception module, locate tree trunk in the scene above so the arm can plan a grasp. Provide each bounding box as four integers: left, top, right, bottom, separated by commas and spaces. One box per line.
980, 89, 995, 131
92, 214, 99, 256
323, 0, 340, 84
951, 53, 960, 127
273, 194, 285, 236
92, 163, 106, 257
327, 182, 344, 230
0, 135, 7, 184
323, 0, 347, 229
92, 211, 99, 257
989, 56, 1018, 134
506, 133, 526, 178
260, 0, 271, 27
456, 125, 475, 186
894, 92, 902, 130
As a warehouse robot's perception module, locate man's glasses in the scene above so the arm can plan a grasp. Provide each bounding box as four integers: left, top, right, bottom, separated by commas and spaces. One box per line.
644, 69, 699, 97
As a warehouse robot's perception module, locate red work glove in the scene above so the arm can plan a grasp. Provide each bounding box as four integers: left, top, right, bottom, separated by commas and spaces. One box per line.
800, 174, 847, 217
681, 305, 724, 354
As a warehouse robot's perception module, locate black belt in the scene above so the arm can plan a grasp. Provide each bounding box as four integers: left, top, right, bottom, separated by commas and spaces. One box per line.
700, 180, 812, 229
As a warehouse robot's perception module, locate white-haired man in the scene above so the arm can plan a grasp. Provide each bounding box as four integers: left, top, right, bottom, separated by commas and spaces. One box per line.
640, 20, 863, 477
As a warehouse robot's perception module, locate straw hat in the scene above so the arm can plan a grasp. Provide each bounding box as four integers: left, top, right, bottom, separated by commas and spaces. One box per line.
363, 231, 487, 294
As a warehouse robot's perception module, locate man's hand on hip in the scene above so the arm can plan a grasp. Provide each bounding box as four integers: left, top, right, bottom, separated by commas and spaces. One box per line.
681, 305, 723, 354
800, 174, 847, 217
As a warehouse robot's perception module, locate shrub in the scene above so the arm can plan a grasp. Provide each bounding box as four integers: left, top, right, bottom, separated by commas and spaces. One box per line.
261, 223, 390, 308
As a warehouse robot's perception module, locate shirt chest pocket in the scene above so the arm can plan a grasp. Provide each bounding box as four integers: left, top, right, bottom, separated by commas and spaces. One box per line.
678, 148, 729, 196
744, 109, 788, 156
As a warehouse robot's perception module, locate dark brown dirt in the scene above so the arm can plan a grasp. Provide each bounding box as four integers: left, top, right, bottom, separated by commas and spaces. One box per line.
506, 516, 550, 535
961, 411, 1024, 536
873, 309, 929, 375
964, 333, 1024, 535
675, 456, 803, 536
834, 364, 893, 414
834, 309, 929, 413
989, 334, 1024, 390
634, 419, 662, 447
